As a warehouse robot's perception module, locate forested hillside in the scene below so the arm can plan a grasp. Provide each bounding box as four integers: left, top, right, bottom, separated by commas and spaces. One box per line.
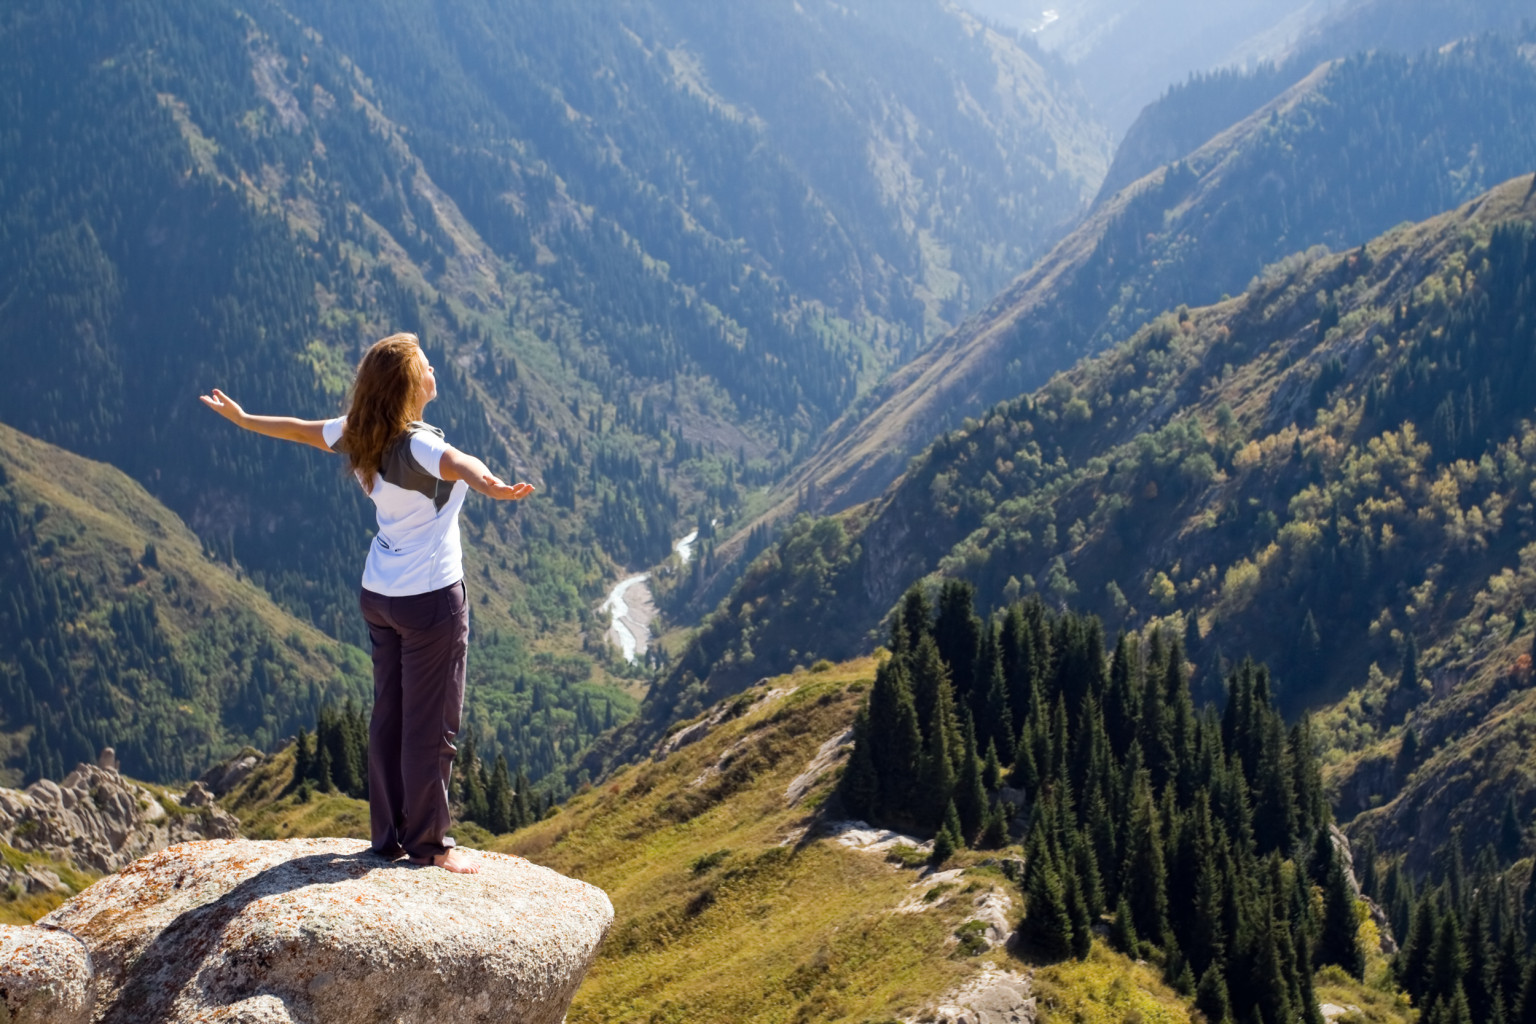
0, 423, 367, 785
773, 31, 1536, 524
0, 0, 1102, 786
659, 173, 1536, 861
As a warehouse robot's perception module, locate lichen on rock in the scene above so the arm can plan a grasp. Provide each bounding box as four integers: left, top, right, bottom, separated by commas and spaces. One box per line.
35, 837, 612, 1024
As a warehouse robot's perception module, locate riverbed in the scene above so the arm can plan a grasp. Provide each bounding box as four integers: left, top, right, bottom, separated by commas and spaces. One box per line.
601, 528, 708, 663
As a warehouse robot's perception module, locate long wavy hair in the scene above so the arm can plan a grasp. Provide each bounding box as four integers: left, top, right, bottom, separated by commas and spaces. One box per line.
341, 333, 428, 493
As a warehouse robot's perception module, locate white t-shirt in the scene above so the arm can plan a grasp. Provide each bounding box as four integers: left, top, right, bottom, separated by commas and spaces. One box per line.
324, 417, 469, 597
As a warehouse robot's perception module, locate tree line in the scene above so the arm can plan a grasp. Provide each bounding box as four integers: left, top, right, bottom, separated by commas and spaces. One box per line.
841, 582, 1359, 1024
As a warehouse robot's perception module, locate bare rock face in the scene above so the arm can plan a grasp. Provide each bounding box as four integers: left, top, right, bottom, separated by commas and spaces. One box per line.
912, 965, 1036, 1024
39, 837, 613, 1024
0, 922, 93, 1024
0, 763, 240, 874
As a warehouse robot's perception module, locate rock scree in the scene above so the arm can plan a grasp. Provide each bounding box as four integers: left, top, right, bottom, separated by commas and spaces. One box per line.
32, 837, 613, 1024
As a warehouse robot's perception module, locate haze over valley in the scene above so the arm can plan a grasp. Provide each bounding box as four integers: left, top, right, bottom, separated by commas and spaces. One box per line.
4, 2, 1536, 1021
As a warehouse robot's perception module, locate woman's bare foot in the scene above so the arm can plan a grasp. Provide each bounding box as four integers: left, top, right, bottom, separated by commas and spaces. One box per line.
432, 848, 480, 874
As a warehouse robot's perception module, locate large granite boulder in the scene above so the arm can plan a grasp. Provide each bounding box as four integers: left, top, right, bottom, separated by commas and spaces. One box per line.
36, 837, 612, 1024
0, 922, 94, 1024
0, 762, 240, 874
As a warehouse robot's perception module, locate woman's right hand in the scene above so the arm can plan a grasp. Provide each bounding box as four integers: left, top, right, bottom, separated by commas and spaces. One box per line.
481, 475, 536, 501
199, 388, 248, 427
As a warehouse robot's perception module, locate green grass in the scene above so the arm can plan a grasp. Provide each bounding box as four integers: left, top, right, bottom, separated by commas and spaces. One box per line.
500, 658, 1015, 1023
0, 842, 99, 926
1032, 943, 1192, 1024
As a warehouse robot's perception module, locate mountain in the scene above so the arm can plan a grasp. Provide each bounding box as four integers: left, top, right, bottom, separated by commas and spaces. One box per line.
0, 0, 1104, 786
211, 656, 1214, 1024
659, 171, 1536, 862
767, 32, 1536, 531
0, 421, 366, 784
958, 0, 1534, 141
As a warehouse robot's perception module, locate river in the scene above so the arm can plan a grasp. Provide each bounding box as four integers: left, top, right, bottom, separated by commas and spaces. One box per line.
601, 526, 712, 663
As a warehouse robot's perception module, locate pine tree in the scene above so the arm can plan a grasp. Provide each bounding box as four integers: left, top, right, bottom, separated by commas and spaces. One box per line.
486, 755, 514, 833
314, 741, 334, 792
1429, 909, 1469, 1013
1111, 895, 1139, 956
1196, 963, 1233, 1024
955, 715, 988, 842
292, 727, 312, 789
1023, 825, 1074, 959
459, 734, 488, 824
1400, 897, 1437, 1003
865, 656, 923, 823
1318, 843, 1366, 979
840, 711, 880, 819
979, 802, 1010, 849
1121, 771, 1170, 944
982, 739, 1003, 792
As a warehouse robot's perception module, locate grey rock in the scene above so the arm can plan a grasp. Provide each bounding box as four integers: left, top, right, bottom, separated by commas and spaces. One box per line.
41, 837, 612, 1024
0, 763, 240, 875
23, 864, 67, 894
180, 782, 216, 809
197, 752, 262, 799
0, 923, 93, 1024
914, 966, 1035, 1024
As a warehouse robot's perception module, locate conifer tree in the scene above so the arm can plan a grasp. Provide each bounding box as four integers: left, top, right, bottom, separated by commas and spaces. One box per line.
1121, 771, 1170, 944
978, 802, 1009, 849
314, 741, 334, 792
1023, 824, 1074, 959
1105, 631, 1141, 755
1430, 909, 1469, 1015
935, 579, 981, 708
486, 755, 514, 833
459, 734, 488, 825
955, 714, 988, 842
982, 739, 1003, 792
1196, 964, 1233, 1024
1400, 897, 1437, 1003
919, 674, 961, 827
840, 711, 880, 819
512, 766, 535, 827
1318, 842, 1366, 978
1111, 895, 1139, 956
900, 586, 932, 650
292, 727, 312, 789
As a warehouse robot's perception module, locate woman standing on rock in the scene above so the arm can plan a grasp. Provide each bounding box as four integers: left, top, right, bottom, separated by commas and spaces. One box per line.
200, 333, 533, 873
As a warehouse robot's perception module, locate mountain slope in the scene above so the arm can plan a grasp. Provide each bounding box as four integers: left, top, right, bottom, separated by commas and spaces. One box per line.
0, 0, 1103, 787
658, 173, 1536, 863
770, 34, 1536, 528
0, 422, 367, 784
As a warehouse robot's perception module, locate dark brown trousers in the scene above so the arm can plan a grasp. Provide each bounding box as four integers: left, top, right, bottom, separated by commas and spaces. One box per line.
359, 580, 468, 860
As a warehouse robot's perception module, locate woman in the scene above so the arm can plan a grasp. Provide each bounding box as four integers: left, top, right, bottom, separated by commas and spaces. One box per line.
200, 333, 533, 873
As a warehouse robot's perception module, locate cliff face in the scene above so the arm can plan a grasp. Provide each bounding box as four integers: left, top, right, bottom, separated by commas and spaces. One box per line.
1, 837, 612, 1024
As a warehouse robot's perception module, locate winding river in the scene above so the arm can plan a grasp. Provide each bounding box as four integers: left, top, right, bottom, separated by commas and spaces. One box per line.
601, 527, 713, 663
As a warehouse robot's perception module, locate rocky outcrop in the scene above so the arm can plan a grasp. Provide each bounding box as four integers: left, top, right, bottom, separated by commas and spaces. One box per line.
910, 965, 1035, 1024
0, 761, 240, 875
30, 837, 612, 1024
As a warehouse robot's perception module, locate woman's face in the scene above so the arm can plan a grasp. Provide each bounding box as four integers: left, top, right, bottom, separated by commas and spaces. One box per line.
416, 348, 438, 409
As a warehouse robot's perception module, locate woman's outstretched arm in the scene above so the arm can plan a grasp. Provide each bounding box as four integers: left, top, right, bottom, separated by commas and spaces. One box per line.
439, 445, 536, 501
199, 389, 333, 451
